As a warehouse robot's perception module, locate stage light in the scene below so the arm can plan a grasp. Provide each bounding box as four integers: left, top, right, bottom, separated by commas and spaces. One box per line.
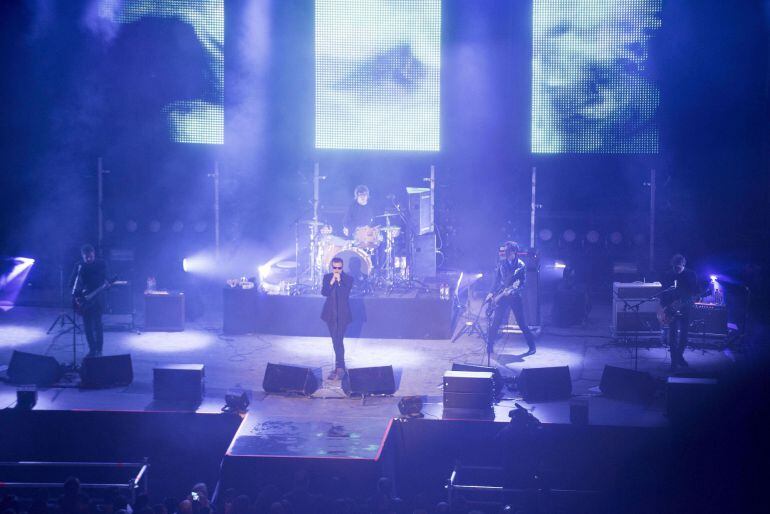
258, 263, 272, 280
182, 258, 189, 273
476, 273, 483, 279
539, 228, 553, 241
609, 231, 623, 245
172, 221, 184, 233
398, 396, 424, 418
553, 260, 567, 269
104, 220, 115, 233
194, 221, 208, 233
1, 257, 36, 312
223, 389, 250, 414
562, 229, 576, 243
586, 230, 600, 244
149, 220, 161, 233
126, 220, 138, 233
709, 274, 718, 282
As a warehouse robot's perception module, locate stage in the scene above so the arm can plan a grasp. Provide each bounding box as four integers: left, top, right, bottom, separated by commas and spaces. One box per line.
0, 302, 744, 509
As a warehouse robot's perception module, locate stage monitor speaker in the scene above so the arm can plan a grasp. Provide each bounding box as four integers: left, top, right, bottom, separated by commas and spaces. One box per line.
154, 364, 205, 403
81, 354, 134, 389
517, 366, 572, 402
262, 363, 319, 396
343, 365, 396, 396
412, 233, 436, 279
690, 303, 728, 336
600, 365, 655, 404
8, 351, 61, 386
105, 281, 133, 315
452, 363, 504, 397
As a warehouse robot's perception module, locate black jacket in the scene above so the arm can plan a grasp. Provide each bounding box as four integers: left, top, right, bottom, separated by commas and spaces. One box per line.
661, 267, 700, 309
321, 272, 354, 325
490, 258, 527, 296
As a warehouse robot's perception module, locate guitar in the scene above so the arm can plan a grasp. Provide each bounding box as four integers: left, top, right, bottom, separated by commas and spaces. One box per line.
73, 276, 118, 314
657, 291, 705, 326
486, 279, 522, 317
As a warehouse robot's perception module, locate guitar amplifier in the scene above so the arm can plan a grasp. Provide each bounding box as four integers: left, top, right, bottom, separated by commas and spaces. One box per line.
612, 282, 662, 336
690, 302, 728, 336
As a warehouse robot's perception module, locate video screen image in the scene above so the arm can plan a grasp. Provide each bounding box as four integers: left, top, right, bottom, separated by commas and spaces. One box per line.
532, 0, 662, 154
315, 0, 441, 152
99, 0, 224, 144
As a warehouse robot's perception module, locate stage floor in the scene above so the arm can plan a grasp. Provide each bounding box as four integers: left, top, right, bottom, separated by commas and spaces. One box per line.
0, 303, 740, 424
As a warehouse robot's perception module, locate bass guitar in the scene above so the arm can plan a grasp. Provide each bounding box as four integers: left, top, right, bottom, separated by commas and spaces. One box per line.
73, 276, 118, 315
486, 279, 522, 317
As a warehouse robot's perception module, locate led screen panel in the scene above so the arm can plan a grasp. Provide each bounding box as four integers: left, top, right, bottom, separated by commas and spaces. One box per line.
532, 0, 661, 154
315, 0, 441, 152
101, 0, 224, 144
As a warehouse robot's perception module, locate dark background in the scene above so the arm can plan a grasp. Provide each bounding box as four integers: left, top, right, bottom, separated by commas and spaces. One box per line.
0, 0, 768, 314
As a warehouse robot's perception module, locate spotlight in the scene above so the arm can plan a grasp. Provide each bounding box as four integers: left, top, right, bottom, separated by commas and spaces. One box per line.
609, 231, 623, 245
222, 389, 250, 414
709, 274, 718, 282
539, 228, 553, 242
172, 220, 184, 233
126, 220, 138, 233
562, 229, 576, 243
398, 396, 424, 418
182, 258, 189, 273
149, 220, 161, 233
553, 260, 567, 269
586, 230, 600, 244
258, 263, 272, 279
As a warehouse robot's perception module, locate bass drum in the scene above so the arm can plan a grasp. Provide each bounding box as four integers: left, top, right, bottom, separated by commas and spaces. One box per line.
326, 248, 373, 277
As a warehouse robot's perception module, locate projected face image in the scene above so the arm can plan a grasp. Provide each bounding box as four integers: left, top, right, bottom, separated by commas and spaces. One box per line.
315, 0, 441, 151
94, 0, 223, 144
532, 0, 662, 154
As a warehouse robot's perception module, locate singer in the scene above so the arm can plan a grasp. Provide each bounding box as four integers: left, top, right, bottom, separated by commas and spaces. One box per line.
321, 257, 354, 380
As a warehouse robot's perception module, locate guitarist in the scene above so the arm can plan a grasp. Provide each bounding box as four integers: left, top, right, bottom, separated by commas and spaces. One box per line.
660, 254, 699, 369
486, 242, 536, 357
70, 244, 107, 358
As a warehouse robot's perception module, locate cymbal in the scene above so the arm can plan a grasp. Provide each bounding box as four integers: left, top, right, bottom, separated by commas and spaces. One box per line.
375, 212, 399, 218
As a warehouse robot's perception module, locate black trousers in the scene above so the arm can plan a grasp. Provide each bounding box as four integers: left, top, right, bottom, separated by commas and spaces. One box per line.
326, 320, 348, 369
82, 306, 104, 355
667, 311, 689, 364
488, 294, 535, 352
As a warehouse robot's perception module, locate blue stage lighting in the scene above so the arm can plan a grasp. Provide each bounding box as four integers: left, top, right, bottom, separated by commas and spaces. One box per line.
532, 0, 662, 154
315, 0, 441, 151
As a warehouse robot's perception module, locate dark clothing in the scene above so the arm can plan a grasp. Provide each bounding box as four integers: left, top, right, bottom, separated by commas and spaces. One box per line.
321, 272, 354, 368
488, 257, 535, 352
70, 259, 107, 356
342, 201, 375, 234
661, 267, 700, 365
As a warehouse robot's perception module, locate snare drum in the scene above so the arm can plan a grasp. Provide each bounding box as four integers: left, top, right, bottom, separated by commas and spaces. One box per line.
353, 226, 383, 249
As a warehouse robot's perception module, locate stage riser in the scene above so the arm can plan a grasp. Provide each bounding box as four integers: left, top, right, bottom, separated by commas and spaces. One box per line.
0, 410, 241, 500
251, 294, 453, 339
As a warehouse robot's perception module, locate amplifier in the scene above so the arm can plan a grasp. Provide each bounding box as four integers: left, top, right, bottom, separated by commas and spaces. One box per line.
612, 282, 662, 335
690, 302, 728, 336
144, 292, 185, 331
613, 281, 663, 299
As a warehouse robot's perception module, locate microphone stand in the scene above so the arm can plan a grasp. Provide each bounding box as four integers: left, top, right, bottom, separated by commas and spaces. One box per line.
388, 196, 427, 293
68, 264, 84, 370
614, 285, 674, 370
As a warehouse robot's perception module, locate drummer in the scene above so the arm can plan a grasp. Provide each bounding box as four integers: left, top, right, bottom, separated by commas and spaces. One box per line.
342, 185, 375, 238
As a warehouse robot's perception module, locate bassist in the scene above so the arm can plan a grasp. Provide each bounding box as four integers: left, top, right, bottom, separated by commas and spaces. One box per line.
486, 242, 536, 357
660, 254, 699, 370
70, 244, 107, 358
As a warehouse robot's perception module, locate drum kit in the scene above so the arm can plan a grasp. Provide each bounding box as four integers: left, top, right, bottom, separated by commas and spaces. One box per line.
300, 212, 408, 290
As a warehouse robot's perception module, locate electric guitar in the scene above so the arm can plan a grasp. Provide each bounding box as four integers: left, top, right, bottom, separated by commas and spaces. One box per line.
486, 279, 522, 317
73, 276, 118, 315
657, 291, 705, 326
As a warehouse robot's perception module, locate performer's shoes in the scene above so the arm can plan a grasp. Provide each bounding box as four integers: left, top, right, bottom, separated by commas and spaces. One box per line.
525, 345, 536, 356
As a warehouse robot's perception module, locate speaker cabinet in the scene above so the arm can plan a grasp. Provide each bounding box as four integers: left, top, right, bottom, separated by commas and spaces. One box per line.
343, 365, 396, 396
600, 365, 655, 404
517, 366, 572, 402
144, 293, 185, 331
262, 363, 319, 396
8, 351, 61, 386
412, 233, 436, 279
81, 354, 133, 389
223, 287, 259, 334
153, 364, 205, 403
